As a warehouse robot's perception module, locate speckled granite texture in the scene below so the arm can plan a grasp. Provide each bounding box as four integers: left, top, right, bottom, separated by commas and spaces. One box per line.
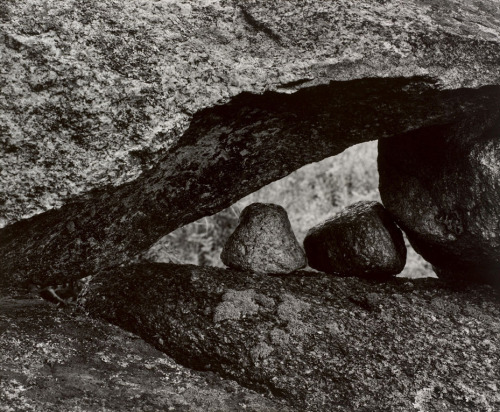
1, 0, 500, 225
0, 294, 292, 412
221, 203, 306, 274
82, 263, 500, 412
1, 1, 500, 287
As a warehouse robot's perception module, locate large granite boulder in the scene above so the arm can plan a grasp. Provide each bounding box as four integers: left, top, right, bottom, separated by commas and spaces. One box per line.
378, 111, 500, 286
221, 203, 306, 274
303, 201, 406, 278
2, 0, 499, 227
1, 0, 500, 288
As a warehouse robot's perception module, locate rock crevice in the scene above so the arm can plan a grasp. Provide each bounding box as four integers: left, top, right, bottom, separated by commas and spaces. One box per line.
2, 78, 499, 288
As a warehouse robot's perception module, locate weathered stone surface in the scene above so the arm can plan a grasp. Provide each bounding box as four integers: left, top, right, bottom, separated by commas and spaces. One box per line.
2, 0, 500, 227
303, 201, 406, 278
82, 263, 500, 412
378, 109, 500, 286
221, 203, 306, 274
0, 295, 290, 412
1, 0, 500, 288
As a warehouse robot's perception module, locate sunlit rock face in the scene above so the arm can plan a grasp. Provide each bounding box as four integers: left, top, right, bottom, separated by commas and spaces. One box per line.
2, 0, 500, 226
1, 0, 500, 287
378, 109, 500, 286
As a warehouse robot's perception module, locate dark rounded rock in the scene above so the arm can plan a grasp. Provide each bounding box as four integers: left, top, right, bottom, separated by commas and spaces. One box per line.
221, 203, 306, 274
303, 201, 406, 278
378, 112, 500, 286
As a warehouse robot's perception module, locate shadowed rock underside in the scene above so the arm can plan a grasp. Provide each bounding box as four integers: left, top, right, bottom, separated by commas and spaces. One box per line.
2, 80, 499, 289
378, 109, 500, 286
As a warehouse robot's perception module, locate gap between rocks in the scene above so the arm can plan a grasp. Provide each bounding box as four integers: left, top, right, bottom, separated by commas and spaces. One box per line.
1, 77, 499, 288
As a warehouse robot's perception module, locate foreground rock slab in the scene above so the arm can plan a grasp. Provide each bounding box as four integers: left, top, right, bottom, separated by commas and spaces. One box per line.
82, 263, 500, 412
379, 110, 500, 286
221, 203, 306, 274
304, 201, 406, 278
0, 295, 291, 412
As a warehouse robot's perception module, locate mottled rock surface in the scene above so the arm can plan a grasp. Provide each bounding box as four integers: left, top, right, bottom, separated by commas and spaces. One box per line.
83, 263, 500, 412
0, 294, 291, 412
221, 203, 306, 274
304, 201, 406, 278
2, 0, 500, 226
378, 110, 500, 286
2, 0, 500, 287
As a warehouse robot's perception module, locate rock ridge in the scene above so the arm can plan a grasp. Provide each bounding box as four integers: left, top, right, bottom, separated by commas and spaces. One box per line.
81, 263, 500, 412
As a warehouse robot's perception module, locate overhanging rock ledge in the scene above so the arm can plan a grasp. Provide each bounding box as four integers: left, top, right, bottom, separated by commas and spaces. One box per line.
1, 0, 500, 287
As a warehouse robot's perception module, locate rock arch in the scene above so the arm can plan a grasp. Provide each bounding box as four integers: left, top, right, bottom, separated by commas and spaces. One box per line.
1, 78, 499, 287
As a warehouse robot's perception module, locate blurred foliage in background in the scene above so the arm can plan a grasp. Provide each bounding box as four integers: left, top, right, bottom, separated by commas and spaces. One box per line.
144, 141, 433, 278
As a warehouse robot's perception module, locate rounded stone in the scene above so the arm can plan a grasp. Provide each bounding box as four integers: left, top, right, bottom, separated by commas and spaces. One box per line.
221, 203, 306, 275
378, 113, 500, 286
303, 201, 406, 278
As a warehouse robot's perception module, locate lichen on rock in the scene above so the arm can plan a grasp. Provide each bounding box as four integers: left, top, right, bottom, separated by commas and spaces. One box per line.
213, 289, 260, 323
